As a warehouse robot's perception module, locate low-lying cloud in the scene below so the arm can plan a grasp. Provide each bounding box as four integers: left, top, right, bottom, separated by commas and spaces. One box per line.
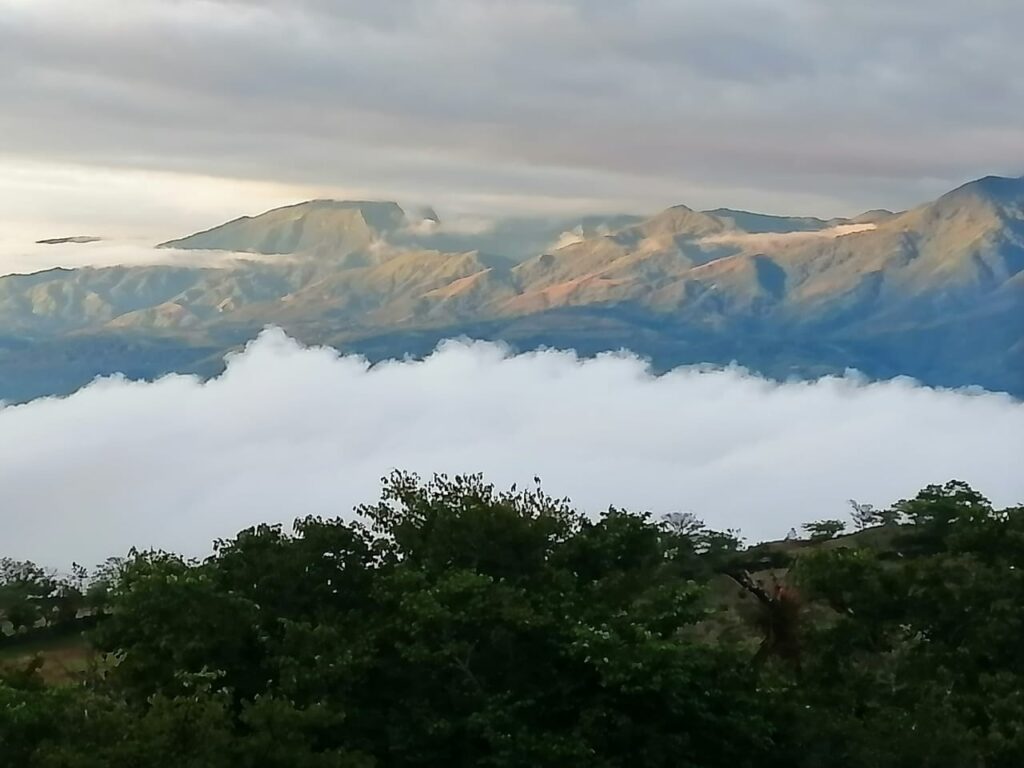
697, 223, 878, 251
552, 228, 589, 250
0, 238, 287, 277
2, 329, 1021, 568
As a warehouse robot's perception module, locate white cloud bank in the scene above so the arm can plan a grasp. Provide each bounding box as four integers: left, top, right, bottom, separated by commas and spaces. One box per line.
1, 329, 1021, 568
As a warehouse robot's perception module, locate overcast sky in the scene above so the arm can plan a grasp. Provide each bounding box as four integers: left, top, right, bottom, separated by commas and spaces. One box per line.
2, 0, 1023, 239
3, 330, 1022, 568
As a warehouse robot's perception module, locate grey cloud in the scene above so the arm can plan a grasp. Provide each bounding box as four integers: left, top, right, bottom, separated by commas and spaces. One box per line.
1, 0, 1023, 218
1, 330, 1021, 569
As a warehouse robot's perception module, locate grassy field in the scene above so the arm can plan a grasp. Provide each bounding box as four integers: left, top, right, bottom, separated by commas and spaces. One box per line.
0, 629, 95, 685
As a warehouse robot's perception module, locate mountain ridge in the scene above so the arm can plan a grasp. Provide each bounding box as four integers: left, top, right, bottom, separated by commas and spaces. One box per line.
2, 175, 1022, 401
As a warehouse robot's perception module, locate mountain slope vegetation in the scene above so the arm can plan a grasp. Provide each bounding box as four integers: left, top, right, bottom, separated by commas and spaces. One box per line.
2, 176, 1022, 401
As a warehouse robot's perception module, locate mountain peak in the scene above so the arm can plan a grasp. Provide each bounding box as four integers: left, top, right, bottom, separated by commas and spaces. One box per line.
265, 199, 407, 229
936, 175, 1024, 207
637, 205, 729, 238
703, 208, 834, 234
159, 199, 408, 254
884, 174, 1024, 237
850, 209, 898, 224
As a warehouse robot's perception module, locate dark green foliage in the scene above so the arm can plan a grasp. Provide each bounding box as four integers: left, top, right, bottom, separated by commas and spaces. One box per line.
801, 519, 846, 541
2, 475, 1023, 767
788, 481, 1024, 767
0, 559, 93, 635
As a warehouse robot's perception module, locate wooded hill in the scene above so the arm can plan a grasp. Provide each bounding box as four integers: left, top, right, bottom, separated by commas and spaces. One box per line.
2, 477, 1022, 767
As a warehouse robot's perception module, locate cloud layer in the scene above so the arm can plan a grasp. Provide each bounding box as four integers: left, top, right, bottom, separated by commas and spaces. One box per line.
697, 222, 877, 251
0, 238, 290, 277
2, 329, 1021, 568
2, 0, 1023, 237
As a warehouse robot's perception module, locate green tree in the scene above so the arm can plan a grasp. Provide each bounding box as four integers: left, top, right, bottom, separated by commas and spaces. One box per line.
5, 476, 1022, 768
788, 483, 1024, 767
0, 559, 57, 633
84, 473, 774, 768
801, 519, 845, 541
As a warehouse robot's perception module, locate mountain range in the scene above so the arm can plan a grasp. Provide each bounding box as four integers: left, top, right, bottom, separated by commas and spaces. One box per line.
1, 175, 1022, 402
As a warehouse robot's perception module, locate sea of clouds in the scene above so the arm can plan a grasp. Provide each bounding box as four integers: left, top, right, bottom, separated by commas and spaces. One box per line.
1, 329, 1021, 568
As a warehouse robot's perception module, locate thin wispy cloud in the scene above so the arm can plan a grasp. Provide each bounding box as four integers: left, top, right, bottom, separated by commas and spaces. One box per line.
0, 239, 291, 278
2, 330, 1020, 568
697, 223, 878, 251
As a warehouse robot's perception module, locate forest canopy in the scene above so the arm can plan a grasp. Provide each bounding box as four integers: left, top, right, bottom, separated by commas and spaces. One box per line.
2, 475, 1023, 768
